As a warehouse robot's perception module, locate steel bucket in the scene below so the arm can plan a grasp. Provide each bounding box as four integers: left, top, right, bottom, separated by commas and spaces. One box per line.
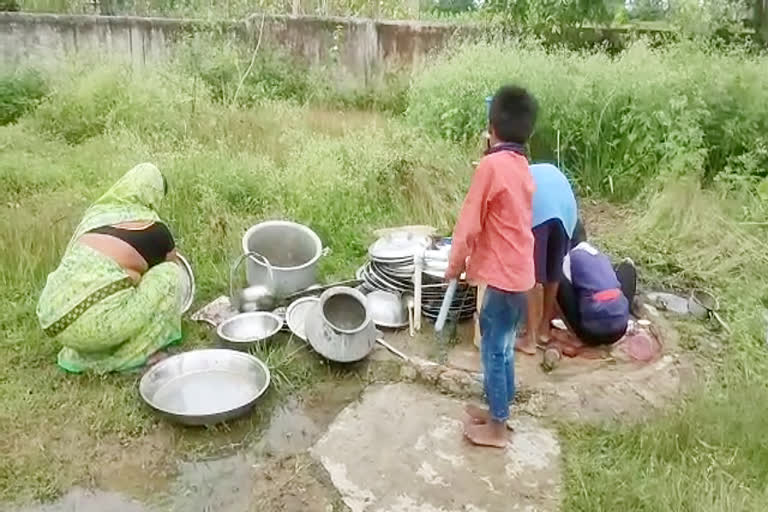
305, 287, 377, 363
241, 221, 324, 298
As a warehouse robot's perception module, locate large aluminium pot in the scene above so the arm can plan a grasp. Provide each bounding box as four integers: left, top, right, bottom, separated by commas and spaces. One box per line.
241, 221, 324, 298
305, 287, 377, 363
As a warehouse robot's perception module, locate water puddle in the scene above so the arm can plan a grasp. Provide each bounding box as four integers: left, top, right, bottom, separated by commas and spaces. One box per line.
159, 380, 362, 510
165, 453, 258, 511
255, 397, 325, 456
15, 488, 149, 512
9, 379, 363, 512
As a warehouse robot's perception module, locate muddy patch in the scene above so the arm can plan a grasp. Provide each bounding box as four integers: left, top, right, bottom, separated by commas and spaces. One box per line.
255, 380, 363, 457
159, 452, 345, 512
158, 379, 362, 511
377, 317, 693, 423
10, 379, 362, 512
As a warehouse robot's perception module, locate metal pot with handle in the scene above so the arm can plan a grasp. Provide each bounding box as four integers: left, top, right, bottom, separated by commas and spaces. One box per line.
230, 252, 276, 312
241, 221, 326, 298
305, 287, 378, 363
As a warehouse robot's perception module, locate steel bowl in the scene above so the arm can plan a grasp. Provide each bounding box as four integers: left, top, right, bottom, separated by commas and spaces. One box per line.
366, 290, 408, 329
139, 349, 270, 426
216, 311, 283, 350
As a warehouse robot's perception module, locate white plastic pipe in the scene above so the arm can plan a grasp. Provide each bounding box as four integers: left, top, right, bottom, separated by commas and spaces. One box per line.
414, 250, 423, 331
435, 279, 458, 333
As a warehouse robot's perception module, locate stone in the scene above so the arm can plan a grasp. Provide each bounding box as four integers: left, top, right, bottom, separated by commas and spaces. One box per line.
400, 363, 418, 382
437, 369, 476, 396
646, 292, 690, 315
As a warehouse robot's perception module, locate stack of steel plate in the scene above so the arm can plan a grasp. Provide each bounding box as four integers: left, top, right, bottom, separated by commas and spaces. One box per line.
419, 276, 476, 322
358, 232, 476, 322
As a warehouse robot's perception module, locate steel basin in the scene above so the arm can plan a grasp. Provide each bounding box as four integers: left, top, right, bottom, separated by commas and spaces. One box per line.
139, 349, 270, 426
242, 221, 323, 298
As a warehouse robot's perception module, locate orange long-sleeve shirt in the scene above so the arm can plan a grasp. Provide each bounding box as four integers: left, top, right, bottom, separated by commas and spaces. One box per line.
446, 150, 536, 293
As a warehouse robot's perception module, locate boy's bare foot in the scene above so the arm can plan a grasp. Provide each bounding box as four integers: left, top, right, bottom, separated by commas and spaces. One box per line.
515, 337, 537, 355
538, 325, 552, 344
465, 404, 491, 424
464, 421, 509, 448
465, 404, 516, 430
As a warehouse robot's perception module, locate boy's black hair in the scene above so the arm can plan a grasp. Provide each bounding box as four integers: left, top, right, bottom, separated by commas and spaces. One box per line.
489, 85, 538, 145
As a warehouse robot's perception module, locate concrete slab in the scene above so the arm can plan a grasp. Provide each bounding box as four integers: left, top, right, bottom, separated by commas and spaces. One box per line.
311, 383, 561, 512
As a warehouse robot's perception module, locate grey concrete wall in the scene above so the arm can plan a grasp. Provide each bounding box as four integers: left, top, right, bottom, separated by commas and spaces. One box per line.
0, 12, 472, 77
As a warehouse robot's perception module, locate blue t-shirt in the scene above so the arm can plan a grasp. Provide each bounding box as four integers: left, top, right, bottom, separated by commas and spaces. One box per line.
530, 163, 578, 237
564, 242, 629, 334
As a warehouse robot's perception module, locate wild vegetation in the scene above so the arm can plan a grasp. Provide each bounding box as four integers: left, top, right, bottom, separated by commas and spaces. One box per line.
407, 40, 768, 199
9, 0, 766, 43
1, 34, 768, 510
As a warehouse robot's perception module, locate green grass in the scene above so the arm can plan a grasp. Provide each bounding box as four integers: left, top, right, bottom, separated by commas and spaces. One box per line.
562, 377, 768, 511
2, 38, 768, 510
561, 180, 768, 511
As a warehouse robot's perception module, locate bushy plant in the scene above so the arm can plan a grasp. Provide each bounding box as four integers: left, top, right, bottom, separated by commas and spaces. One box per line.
668, 0, 750, 37
482, 0, 611, 34
0, 69, 47, 125
175, 33, 312, 107
313, 70, 411, 114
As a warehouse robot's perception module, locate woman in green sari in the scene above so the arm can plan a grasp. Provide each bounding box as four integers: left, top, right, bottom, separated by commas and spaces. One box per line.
37, 163, 183, 373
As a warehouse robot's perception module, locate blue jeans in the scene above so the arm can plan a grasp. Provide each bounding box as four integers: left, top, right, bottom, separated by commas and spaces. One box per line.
480, 286, 526, 422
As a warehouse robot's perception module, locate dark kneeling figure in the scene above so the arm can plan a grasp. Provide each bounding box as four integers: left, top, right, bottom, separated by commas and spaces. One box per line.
557, 233, 636, 346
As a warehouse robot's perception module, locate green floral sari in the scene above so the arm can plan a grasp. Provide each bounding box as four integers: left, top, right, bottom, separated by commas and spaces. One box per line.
37, 163, 182, 373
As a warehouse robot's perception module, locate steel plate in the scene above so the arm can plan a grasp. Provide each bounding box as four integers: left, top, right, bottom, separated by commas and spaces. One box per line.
286, 296, 320, 341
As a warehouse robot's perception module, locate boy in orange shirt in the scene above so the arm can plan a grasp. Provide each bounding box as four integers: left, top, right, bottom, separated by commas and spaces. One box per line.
445, 85, 538, 448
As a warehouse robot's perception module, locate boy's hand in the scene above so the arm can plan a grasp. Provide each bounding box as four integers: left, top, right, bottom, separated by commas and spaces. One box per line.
444, 263, 463, 282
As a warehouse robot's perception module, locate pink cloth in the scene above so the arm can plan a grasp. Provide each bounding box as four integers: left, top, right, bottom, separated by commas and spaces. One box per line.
447, 151, 536, 293
615, 330, 662, 362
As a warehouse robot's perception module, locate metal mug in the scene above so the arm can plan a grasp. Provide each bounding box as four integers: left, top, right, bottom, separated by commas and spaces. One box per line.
230, 251, 276, 312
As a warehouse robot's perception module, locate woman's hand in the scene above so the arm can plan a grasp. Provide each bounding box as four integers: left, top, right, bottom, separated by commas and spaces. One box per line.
125, 268, 142, 284
166, 249, 180, 264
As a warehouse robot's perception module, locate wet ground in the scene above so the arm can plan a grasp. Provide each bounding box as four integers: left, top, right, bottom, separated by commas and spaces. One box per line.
11, 380, 360, 512
10, 311, 693, 512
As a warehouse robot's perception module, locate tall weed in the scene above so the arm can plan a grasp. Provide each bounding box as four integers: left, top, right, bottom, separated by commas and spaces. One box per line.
31, 60, 202, 144
407, 40, 768, 198
175, 33, 312, 107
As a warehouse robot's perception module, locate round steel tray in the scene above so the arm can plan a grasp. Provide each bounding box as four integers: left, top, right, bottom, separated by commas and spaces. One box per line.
139, 349, 270, 426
